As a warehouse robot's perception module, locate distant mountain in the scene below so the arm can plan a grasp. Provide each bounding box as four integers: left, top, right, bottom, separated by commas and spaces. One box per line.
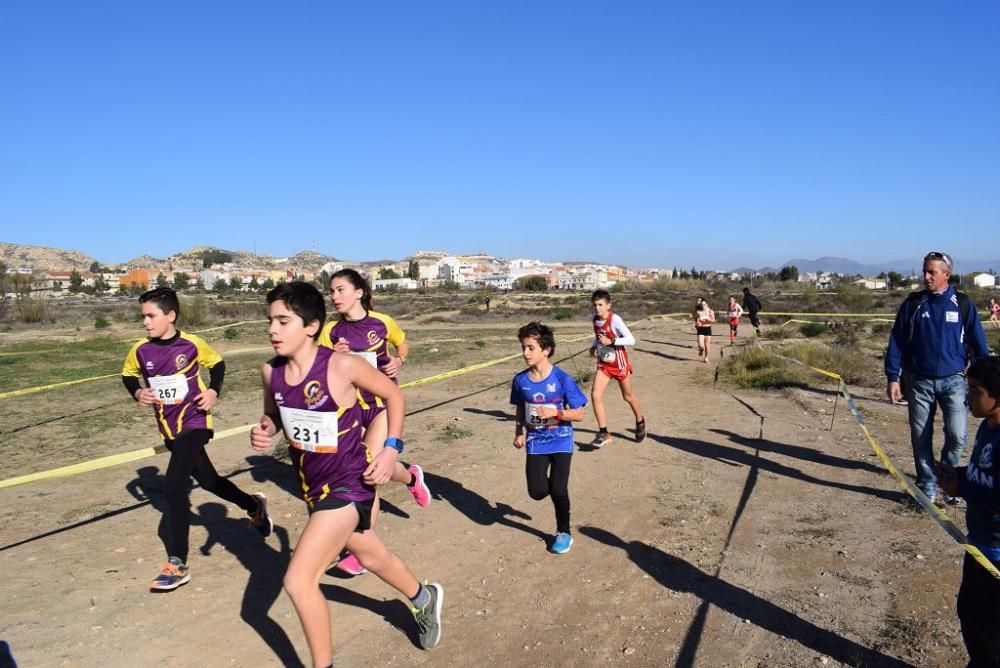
783, 257, 873, 275
736, 256, 1000, 276
1, 242, 100, 271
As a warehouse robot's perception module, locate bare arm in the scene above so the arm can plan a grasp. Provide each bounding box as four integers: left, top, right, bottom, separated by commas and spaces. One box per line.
250, 364, 280, 451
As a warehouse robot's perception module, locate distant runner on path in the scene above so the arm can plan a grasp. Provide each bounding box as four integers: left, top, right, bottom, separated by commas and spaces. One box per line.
742, 287, 762, 337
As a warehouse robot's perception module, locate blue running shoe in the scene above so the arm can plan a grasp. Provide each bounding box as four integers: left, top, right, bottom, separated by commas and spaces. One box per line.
151, 556, 190, 591
550, 532, 573, 554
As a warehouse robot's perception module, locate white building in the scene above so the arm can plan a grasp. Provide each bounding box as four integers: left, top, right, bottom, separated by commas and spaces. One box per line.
373, 278, 419, 291
973, 273, 997, 288
853, 277, 887, 290
477, 273, 515, 290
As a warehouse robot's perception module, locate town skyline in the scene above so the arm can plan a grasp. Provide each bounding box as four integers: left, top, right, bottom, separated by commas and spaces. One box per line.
5, 240, 1000, 278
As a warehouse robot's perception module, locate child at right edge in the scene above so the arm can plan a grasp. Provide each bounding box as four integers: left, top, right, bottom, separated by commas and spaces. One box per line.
935, 356, 1000, 667
510, 322, 587, 554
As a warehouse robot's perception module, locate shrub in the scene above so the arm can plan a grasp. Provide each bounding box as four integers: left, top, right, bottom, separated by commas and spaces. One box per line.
800, 322, 828, 338
777, 342, 882, 387
553, 307, 573, 320
439, 423, 473, 441
574, 367, 594, 385
15, 296, 46, 323
717, 346, 808, 389
181, 296, 209, 327
94, 317, 111, 329
224, 327, 239, 340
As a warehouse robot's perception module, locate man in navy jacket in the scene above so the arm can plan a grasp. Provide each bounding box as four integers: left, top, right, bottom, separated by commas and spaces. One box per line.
886, 251, 990, 504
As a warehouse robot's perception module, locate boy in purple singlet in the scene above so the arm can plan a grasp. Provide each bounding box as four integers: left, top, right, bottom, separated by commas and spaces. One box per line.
250, 282, 442, 667
122, 287, 272, 592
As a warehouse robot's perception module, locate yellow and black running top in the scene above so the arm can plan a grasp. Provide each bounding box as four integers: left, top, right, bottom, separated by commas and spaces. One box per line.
122, 331, 224, 440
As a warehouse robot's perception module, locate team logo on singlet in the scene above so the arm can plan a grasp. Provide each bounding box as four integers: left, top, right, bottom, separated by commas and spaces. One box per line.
303, 380, 329, 409
981, 443, 994, 470
547, 383, 557, 393
273, 392, 284, 405
175, 354, 188, 369
367, 330, 379, 345
145, 360, 155, 371
532, 392, 547, 403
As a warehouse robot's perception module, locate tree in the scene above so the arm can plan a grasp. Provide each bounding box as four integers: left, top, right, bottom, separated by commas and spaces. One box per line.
262, 277, 275, 291
173, 272, 190, 290
212, 278, 229, 293
66, 269, 83, 293
887, 271, 905, 290
779, 265, 799, 282
248, 276, 261, 292
316, 270, 331, 291
0, 262, 9, 322
89, 261, 101, 273
200, 249, 233, 268
92, 275, 110, 294
194, 277, 205, 292
516, 276, 549, 292
117, 282, 129, 296
408, 260, 419, 280
379, 267, 400, 280
155, 272, 169, 288
228, 276, 243, 292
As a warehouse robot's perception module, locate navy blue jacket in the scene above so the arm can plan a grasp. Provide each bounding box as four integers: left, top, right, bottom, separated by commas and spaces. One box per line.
958, 420, 1000, 552
884, 287, 989, 382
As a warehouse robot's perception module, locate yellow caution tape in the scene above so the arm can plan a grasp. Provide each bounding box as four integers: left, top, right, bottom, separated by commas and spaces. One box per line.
0, 333, 596, 489
0, 373, 121, 400
0, 345, 276, 401
755, 342, 1000, 580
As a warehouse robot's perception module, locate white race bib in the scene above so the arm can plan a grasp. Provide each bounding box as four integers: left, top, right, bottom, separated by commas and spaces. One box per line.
350, 351, 378, 368
279, 406, 339, 453
525, 402, 558, 429
946, 311, 959, 323
148, 374, 189, 405
596, 344, 616, 363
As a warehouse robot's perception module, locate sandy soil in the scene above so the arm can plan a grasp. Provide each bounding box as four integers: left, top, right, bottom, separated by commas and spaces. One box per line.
0, 319, 971, 667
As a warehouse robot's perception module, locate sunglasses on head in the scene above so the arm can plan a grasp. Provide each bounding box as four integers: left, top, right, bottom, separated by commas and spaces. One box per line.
925, 251, 952, 267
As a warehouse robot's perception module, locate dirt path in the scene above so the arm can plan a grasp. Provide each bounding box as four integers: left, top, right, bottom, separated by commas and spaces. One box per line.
0, 320, 970, 667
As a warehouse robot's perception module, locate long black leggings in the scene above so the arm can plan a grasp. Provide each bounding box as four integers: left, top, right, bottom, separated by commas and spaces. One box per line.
525, 452, 572, 534
164, 429, 257, 562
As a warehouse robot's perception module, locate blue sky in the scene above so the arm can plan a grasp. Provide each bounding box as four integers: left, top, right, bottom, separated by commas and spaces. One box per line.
2, 2, 998, 269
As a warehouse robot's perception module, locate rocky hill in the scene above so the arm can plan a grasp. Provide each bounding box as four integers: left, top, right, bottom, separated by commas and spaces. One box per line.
124, 246, 340, 271
1, 243, 101, 271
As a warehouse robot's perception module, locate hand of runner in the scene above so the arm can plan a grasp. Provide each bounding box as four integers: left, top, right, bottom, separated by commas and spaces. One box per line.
513, 434, 525, 449
250, 416, 274, 452
333, 338, 351, 353
193, 389, 218, 410
363, 448, 398, 485
598, 335, 613, 346
135, 387, 160, 407
381, 356, 402, 378
934, 461, 959, 496
534, 406, 557, 420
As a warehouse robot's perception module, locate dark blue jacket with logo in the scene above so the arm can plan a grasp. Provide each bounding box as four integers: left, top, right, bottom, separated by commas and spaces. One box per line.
884, 286, 989, 382
958, 420, 1000, 553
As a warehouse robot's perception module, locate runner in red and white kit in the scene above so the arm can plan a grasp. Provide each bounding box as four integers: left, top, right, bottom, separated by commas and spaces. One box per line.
589, 290, 646, 448
726, 296, 744, 344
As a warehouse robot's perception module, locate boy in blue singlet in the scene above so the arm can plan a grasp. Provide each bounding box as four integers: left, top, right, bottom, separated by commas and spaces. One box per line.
510, 322, 588, 554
